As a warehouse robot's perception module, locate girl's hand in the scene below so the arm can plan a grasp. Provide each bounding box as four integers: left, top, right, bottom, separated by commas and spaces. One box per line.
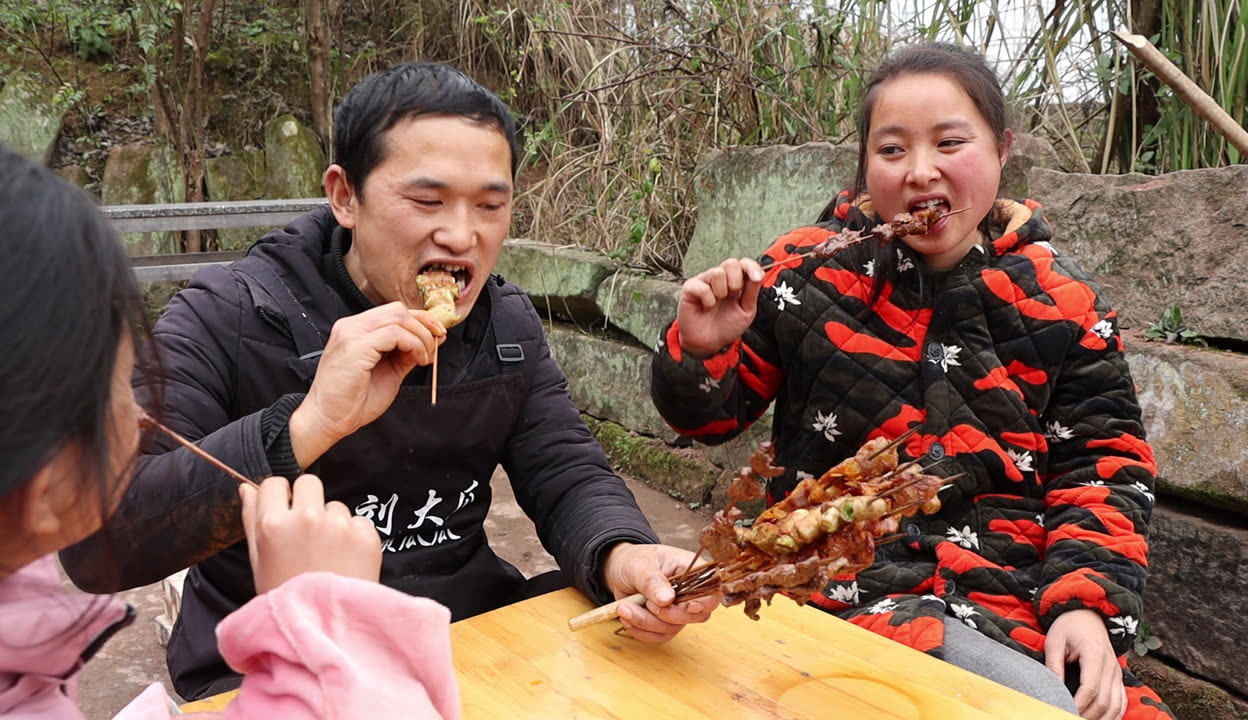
675, 258, 765, 356
240, 474, 383, 595
1044, 609, 1127, 720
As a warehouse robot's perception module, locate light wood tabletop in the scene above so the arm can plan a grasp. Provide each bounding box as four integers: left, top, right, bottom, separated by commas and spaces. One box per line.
181, 587, 1078, 718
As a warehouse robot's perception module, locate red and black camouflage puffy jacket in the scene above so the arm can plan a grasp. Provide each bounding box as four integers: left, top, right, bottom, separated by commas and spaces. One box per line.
652, 192, 1173, 719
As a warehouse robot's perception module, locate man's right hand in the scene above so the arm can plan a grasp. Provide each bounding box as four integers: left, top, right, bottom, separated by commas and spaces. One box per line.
675, 258, 765, 356
290, 301, 444, 467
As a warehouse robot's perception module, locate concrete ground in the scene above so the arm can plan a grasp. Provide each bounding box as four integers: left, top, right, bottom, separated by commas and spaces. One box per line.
73, 468, 713, 718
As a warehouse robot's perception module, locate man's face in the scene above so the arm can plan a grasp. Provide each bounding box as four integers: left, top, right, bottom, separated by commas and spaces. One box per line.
332, 114, 513, 316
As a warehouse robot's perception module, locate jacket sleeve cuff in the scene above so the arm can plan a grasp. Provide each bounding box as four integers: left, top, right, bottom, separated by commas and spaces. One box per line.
259, 392, 306, 480
1034, 568, 1142, 655
217, 572, 462, 720
579, 529, 661, 605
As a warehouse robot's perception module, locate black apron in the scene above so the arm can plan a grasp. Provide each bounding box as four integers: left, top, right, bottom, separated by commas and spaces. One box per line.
169, 270, 535, 700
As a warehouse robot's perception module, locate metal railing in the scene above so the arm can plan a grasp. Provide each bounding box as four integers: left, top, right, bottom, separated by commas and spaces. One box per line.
102, 198, 328, 283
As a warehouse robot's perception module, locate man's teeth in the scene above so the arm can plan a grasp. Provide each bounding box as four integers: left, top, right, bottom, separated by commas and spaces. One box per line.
423, 263, 468, 291
912, 199, 946, 210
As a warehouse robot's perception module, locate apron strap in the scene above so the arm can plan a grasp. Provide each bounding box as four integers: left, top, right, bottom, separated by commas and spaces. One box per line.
485, 276, 537, 376
234, 261, 327, 384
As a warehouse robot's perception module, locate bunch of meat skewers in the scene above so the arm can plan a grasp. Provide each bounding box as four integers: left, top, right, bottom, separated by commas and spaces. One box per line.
568, 432, 956, 629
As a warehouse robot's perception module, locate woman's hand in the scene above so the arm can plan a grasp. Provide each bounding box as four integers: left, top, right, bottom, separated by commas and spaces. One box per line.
1044, 609, 1126, 720
240, 474, 383, 595
601, 543, 718, 643
675, 258, 765, 356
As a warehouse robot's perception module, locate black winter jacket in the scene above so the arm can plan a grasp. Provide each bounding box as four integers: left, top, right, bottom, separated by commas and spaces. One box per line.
61, 208, 657, 698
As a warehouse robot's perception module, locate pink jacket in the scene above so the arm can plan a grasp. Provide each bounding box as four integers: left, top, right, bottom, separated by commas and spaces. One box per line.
0, 556, 460, 719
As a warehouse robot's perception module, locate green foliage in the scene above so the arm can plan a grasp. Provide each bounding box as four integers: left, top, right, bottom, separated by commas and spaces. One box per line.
1143, 306, 1207, 346
4, 0, 1243, 265
0, 0, 128, 59
1133, 621, 1163, 656
1132, 0, 1248, 171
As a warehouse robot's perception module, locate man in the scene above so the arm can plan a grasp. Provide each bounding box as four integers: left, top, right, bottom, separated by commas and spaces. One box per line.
61, 63, 712, 700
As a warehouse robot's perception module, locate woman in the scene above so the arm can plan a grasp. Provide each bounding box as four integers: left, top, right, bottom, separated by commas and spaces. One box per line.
650, 43, 1173, 720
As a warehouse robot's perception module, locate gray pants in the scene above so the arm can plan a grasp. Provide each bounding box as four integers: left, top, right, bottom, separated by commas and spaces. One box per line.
942, 617, 1080, 715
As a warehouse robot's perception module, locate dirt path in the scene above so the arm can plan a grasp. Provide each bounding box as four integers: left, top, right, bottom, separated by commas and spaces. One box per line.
73, 469, 713, 717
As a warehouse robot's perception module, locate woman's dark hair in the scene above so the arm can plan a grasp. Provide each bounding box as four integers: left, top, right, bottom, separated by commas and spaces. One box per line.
333, 61, 520, 200
0, 144, 144, 530
818, 42, 1011, 310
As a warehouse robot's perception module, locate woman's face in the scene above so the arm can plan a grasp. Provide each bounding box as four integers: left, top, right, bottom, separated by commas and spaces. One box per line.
863, 72, 1010, 269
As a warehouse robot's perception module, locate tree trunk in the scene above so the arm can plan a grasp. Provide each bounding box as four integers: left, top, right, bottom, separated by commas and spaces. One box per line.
305, 0, 332, 152
137, 0, 217, 252
181, 0, 217, 253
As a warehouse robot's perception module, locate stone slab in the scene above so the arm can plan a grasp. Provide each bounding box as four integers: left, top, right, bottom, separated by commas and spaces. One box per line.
1030, 166, 1248, 342
682, 143, 856, 277
584, 415, 720, 504
1126, 335, 1248, 513
546, 324, 676, 443
1141, 504, 1248, 698
497, 239, 616, 323
596, 273, 681, 350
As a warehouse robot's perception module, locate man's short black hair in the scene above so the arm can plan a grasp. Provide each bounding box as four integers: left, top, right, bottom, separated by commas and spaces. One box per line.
333, 62, 519, 200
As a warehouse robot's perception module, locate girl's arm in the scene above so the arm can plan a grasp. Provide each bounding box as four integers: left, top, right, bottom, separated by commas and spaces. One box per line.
1035, 262, 1155, 656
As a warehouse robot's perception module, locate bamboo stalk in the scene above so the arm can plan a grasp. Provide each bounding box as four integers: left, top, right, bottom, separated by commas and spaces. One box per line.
1111, 30, 1248, 158
568, 592, 647, 631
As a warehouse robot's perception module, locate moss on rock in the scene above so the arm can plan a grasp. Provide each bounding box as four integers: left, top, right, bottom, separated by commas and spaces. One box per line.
1130, 655, 1248, 720
583, 414, 718, 504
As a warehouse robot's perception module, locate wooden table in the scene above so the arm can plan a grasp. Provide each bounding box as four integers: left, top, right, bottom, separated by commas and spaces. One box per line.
181, 587, 1077, 718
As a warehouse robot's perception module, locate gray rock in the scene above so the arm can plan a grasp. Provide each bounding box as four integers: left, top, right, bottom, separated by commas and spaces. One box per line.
681, 143, 857, 277
1030, 166, 1248, 342
1130, 655, 1248, 720
583, 415, 720, 504
0, 72, 68, 163
54, 165, 92, 190
1002, 132, 1060, 200
496, 240, 615, 324
546, 325, 676, 443
263, 115, 323, 199
1126, 336, 1248, 513
205, 150, 267, 250
101, 143, 185, 255
596, 274, 681, 349
1143, 504, 1248, 698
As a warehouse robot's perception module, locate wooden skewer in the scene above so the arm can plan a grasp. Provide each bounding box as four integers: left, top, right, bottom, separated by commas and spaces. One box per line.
431, 342, 439, 405
139, 410, 260, 488
778, 207, 974, 268
865, 428, 917, 461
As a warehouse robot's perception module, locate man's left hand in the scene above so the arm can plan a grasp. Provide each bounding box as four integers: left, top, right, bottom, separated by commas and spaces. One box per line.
601, 543, 718, 643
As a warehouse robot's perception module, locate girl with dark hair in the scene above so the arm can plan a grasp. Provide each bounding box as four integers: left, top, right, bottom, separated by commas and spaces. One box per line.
0, 144, 459, 719
651, 43, 1173, 720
